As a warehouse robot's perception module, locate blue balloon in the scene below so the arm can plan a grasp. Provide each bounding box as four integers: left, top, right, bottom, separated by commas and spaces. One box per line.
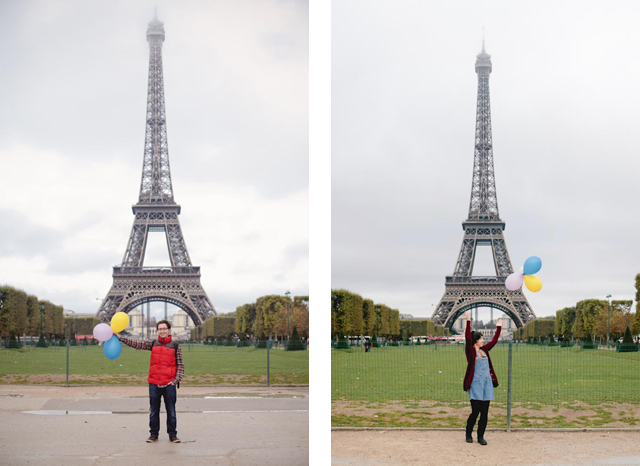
523, 256, 542, 275
103, 335, 122, 360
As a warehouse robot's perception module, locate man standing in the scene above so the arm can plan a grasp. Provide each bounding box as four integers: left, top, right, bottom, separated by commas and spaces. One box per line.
117, 319, 184, 443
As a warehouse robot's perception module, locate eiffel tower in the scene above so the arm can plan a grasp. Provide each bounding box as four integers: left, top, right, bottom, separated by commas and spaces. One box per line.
97, 13, 216, 326
431, 42, 535, 329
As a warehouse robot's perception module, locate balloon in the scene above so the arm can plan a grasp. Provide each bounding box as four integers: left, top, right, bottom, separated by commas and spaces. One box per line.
524, 274, 543, 293
93, 323, 113, 342
103, 335, 122, 360
523, 256, 542, 275
505, 273, 524, 291
110, 312, 130, 334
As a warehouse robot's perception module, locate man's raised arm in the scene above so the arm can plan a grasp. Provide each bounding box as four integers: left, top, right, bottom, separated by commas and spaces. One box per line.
116, 334, 153, 351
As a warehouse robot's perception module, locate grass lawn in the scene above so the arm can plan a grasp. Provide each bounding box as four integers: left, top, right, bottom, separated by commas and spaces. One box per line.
332, 343, 640, 404
332, 343, 640, 428
0, 344, 309, 385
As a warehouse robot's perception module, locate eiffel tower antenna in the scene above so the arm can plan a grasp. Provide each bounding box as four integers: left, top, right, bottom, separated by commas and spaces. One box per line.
97, 15, 216, 326
431, 44, 535, 330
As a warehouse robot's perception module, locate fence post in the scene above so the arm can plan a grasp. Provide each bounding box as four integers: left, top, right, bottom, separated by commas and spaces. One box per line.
267, 341, 271, 387
506, 341, 513, 433
66, 340, 70, 388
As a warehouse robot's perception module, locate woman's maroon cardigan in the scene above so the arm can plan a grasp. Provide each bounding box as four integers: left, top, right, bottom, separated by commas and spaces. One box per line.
463, 320, 501, 391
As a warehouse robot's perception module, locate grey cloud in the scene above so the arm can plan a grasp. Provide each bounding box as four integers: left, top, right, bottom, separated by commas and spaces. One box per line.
0, 1, 308, 313
0, 0, 308, 199
0, 209, 64, 257
332, 0, 640, 318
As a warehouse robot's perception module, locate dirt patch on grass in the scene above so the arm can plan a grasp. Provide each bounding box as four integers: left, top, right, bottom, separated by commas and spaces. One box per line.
0, 373, 307, 385
0, 384, 308, 400
332, 400, 640, 429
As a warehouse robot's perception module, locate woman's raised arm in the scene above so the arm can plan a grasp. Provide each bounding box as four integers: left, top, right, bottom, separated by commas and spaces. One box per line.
484, 323, 501, 351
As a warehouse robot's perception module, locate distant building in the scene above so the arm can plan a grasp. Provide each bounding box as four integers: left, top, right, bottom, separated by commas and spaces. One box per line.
63, 309, 96, 318
126, 307, 194, 340
452, 314, 515, 341
169, 309, 195, 339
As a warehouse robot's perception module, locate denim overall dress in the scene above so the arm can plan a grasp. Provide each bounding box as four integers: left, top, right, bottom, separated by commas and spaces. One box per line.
468, 352, 494, 401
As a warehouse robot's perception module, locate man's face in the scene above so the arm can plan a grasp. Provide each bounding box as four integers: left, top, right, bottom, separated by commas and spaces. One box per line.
158, 325, 170, 337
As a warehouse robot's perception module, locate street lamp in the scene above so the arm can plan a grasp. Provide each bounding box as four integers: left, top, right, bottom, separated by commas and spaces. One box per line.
39, 303, 45, 345
285, 291, 291, 340
606, 294, 612, 347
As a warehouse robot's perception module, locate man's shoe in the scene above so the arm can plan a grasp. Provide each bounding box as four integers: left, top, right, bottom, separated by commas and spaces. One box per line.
466, 435, 473, 443
478, 438, 487, 446
170, 436, 181, 443
146, 436, 158, 443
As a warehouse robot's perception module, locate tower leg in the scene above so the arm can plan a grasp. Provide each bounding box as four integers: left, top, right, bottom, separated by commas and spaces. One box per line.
475, 307, 478, 331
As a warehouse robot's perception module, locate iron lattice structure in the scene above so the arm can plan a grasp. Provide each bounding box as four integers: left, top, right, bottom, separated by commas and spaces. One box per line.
431, 43, 535, 329
97, 14, 216, 326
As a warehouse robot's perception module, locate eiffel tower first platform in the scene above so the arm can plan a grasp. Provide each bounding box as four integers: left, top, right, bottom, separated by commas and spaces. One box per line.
97, 14, 216, 326
431, 43, 535, 329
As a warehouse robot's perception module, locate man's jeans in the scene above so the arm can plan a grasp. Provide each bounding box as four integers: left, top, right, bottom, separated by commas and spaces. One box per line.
149, 383, 177, 437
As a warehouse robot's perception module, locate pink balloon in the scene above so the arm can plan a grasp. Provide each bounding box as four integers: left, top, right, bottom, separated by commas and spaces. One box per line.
505, 273, 524, 291
93, 323, 113, 342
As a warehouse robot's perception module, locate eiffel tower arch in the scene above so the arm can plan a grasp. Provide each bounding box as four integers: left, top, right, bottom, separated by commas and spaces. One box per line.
431, 43, 536, 330
97, 14, 216, 327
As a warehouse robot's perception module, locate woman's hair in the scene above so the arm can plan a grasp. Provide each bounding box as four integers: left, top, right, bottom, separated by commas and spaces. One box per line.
471, 331, 483, 345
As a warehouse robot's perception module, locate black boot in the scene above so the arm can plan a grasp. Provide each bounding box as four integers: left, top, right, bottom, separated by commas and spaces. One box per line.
466, 434, 473, 443
478, 438, 487, 445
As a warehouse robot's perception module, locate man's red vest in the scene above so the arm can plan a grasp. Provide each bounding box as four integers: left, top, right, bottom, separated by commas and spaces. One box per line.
148, 337, 178, 385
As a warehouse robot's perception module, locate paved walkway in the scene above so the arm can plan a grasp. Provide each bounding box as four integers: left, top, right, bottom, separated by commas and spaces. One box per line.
332, 430, 640, 466
0, 385, 308, 466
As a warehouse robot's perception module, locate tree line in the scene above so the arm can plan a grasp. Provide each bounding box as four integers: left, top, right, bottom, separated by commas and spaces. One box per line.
0, 286, 66, 341
191, 294, 309, 341
514, 299, 640, 342
400, 319, 450, 339
513, 275, 640, 341
331, 289, 450, 340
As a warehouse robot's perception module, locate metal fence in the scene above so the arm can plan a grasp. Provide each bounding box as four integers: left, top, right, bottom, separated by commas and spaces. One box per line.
0, 340, 309, 386
332, 340, 640, 428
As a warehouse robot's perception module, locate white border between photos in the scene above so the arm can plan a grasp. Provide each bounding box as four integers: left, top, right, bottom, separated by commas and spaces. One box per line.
309, 0, 331, 464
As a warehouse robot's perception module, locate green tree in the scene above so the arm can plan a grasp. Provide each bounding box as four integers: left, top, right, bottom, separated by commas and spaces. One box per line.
287, 326, 305, 351
235, 303, 256, 335
256, 295, 288, 339
257, 331, 268, 349
0, 287, 28, 341
388, 308, 400, 338
558, 306, 576, 339
376, 304, 391, 336
26, 295, 40, 336
554, 309, 563, 336
618, 326, 639, 352
331, 290, 364, 338
576, 300, 604, 338
291, 303, 309, 337
362, 299, 376, 336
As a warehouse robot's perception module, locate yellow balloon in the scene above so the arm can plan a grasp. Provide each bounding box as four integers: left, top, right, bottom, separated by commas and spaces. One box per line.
111, 312, 130, 333
524, 275, 542, 293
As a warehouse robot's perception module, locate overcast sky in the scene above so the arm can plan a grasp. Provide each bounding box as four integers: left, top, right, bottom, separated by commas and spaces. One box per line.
332, 0, 640, 320
0, 0, 308, 318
